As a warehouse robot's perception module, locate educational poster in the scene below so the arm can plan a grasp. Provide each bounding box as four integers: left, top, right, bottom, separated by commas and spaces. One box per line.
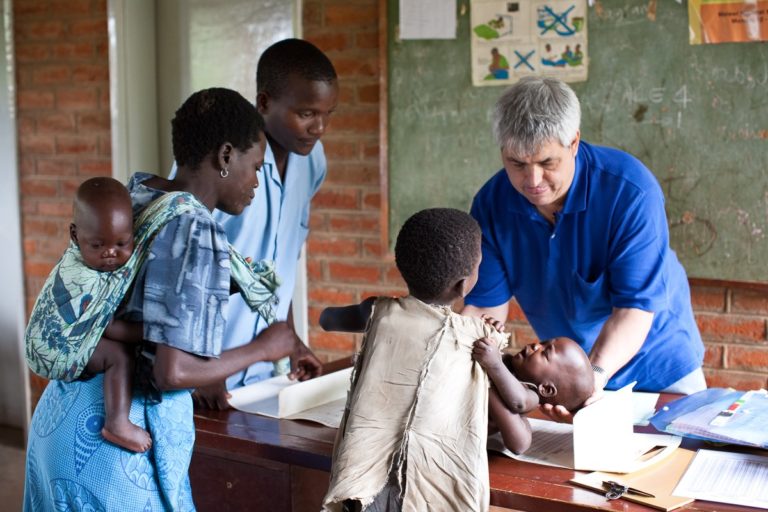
688, 0, 768, 44
470, 0, 588, 86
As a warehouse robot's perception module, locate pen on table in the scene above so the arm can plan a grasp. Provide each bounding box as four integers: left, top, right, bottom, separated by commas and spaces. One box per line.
709, 390, 754, 427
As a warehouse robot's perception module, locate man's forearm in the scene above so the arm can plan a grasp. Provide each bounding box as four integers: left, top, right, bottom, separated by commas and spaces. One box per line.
589, 307, 654, 385
462, 303, 509, 321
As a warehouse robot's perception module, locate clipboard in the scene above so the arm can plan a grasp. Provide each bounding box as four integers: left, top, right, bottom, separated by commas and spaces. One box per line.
570, 447, 696, 511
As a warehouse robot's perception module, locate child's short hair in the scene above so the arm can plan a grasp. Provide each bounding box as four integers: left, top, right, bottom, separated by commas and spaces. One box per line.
172, 88, 264, 170
395, 208, 481, 300
256, 38, 337, 97
73, 177, 132, 222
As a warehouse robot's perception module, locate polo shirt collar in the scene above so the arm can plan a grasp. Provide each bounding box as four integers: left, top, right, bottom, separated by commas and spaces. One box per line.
262, 141, 276, 178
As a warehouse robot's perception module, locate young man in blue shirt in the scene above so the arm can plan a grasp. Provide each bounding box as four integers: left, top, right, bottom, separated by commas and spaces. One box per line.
193, 39, 338, 408
463, 76, 706, 421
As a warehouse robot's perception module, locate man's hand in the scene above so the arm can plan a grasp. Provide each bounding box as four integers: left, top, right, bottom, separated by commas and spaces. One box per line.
192, 381, 231, 410
289, 338, 322, 381
539, 403, 574, 423
539, 369, 607, 422
582, 368, 608, 406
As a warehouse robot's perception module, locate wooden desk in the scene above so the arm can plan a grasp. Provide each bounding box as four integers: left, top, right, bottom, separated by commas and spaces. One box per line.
191, 375, 753, 511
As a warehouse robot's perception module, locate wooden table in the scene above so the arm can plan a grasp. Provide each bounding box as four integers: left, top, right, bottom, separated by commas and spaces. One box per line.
191, 366, 756, 511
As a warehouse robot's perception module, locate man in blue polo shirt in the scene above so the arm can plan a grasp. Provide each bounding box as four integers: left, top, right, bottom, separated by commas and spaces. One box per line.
463, 76, 705, 419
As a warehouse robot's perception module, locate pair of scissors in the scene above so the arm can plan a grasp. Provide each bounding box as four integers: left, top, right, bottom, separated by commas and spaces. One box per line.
602, 480, 656, 500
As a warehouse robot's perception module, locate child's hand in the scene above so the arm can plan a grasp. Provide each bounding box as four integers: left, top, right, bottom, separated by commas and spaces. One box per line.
481, 314, 505, 333
472, 337, 504, 370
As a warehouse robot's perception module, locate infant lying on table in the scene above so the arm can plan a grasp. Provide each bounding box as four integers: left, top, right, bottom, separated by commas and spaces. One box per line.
319, 208, 594, 512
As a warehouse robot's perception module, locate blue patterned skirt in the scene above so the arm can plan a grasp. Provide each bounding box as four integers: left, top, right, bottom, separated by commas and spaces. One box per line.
24, 375, 196, 511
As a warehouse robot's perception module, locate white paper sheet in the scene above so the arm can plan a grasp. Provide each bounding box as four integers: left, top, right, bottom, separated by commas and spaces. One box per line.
488, 418, 574, 468
285, 398, 348, 428
489, 418, 681, 472
573, 382, 635, 470
399, 0, 456, 40
673, 449, 768, 508
228, 368, 352, 428
604, 390, 659, 426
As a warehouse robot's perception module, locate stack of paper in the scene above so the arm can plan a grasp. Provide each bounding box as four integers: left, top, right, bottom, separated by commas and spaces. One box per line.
651, 388, 768, 449
673, 449, 768, 509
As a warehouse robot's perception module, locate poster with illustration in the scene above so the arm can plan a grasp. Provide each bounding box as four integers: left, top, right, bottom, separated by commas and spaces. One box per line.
688, 0, 768, 44
471, 0, 588, 86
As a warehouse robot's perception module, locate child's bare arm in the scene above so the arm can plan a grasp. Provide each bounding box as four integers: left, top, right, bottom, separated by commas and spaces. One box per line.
319, 297, 376, 333
472, 338, 538, 413
103, 319, 143, 344
489, 387, 532, 454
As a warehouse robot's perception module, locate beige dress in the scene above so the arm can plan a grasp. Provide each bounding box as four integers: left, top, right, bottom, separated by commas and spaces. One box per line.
323, 296, 508, 512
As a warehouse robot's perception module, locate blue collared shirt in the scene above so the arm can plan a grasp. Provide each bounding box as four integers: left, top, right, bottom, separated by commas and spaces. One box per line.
218, 141, 326, 388
465, 141, 703, 391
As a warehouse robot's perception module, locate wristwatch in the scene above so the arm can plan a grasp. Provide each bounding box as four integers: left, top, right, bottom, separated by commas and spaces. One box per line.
591, 364, 608, 389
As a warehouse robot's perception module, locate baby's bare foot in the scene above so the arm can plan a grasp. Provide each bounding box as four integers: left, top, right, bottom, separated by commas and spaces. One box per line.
102, 421, 152, 453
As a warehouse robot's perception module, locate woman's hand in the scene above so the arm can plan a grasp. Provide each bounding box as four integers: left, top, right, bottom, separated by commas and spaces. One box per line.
258, 322, 322, 381
253, 321, 297, 361
289, 339, 322, 381
192, 381, 231, 410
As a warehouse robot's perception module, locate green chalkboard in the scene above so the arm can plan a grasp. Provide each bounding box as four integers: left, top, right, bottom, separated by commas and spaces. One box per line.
388, 0, 768, 282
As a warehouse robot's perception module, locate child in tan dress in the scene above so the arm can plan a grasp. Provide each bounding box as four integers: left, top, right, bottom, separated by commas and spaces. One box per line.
320, 208, 593, 511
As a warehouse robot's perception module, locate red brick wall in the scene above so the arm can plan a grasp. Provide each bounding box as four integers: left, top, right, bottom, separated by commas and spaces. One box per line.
302, 0, 408, 360
13, 0, 768, 399
15, 0, 111, 399
691, 282, 768, 388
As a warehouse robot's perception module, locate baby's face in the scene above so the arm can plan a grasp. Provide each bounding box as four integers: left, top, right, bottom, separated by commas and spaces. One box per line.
508, 337, 587, 386
75, 209, 134, 272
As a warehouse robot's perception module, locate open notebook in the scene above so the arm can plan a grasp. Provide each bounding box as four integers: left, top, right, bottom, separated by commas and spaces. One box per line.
489, 383, 681, 473
228, 367, 352, 428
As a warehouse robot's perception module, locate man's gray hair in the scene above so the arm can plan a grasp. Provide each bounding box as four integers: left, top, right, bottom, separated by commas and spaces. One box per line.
492, 76, 581, 156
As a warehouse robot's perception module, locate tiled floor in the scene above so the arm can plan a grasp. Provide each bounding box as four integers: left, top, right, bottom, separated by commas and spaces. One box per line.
0, 425, 25, 510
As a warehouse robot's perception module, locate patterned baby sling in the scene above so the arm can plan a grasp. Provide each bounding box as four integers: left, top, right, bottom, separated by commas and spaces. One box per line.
25, 191, 280, 382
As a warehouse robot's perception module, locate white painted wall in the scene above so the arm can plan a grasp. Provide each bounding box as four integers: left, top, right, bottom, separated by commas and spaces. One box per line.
0, 0, 31, 432
108, 0, 309, 341
108, 0, 159, 184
